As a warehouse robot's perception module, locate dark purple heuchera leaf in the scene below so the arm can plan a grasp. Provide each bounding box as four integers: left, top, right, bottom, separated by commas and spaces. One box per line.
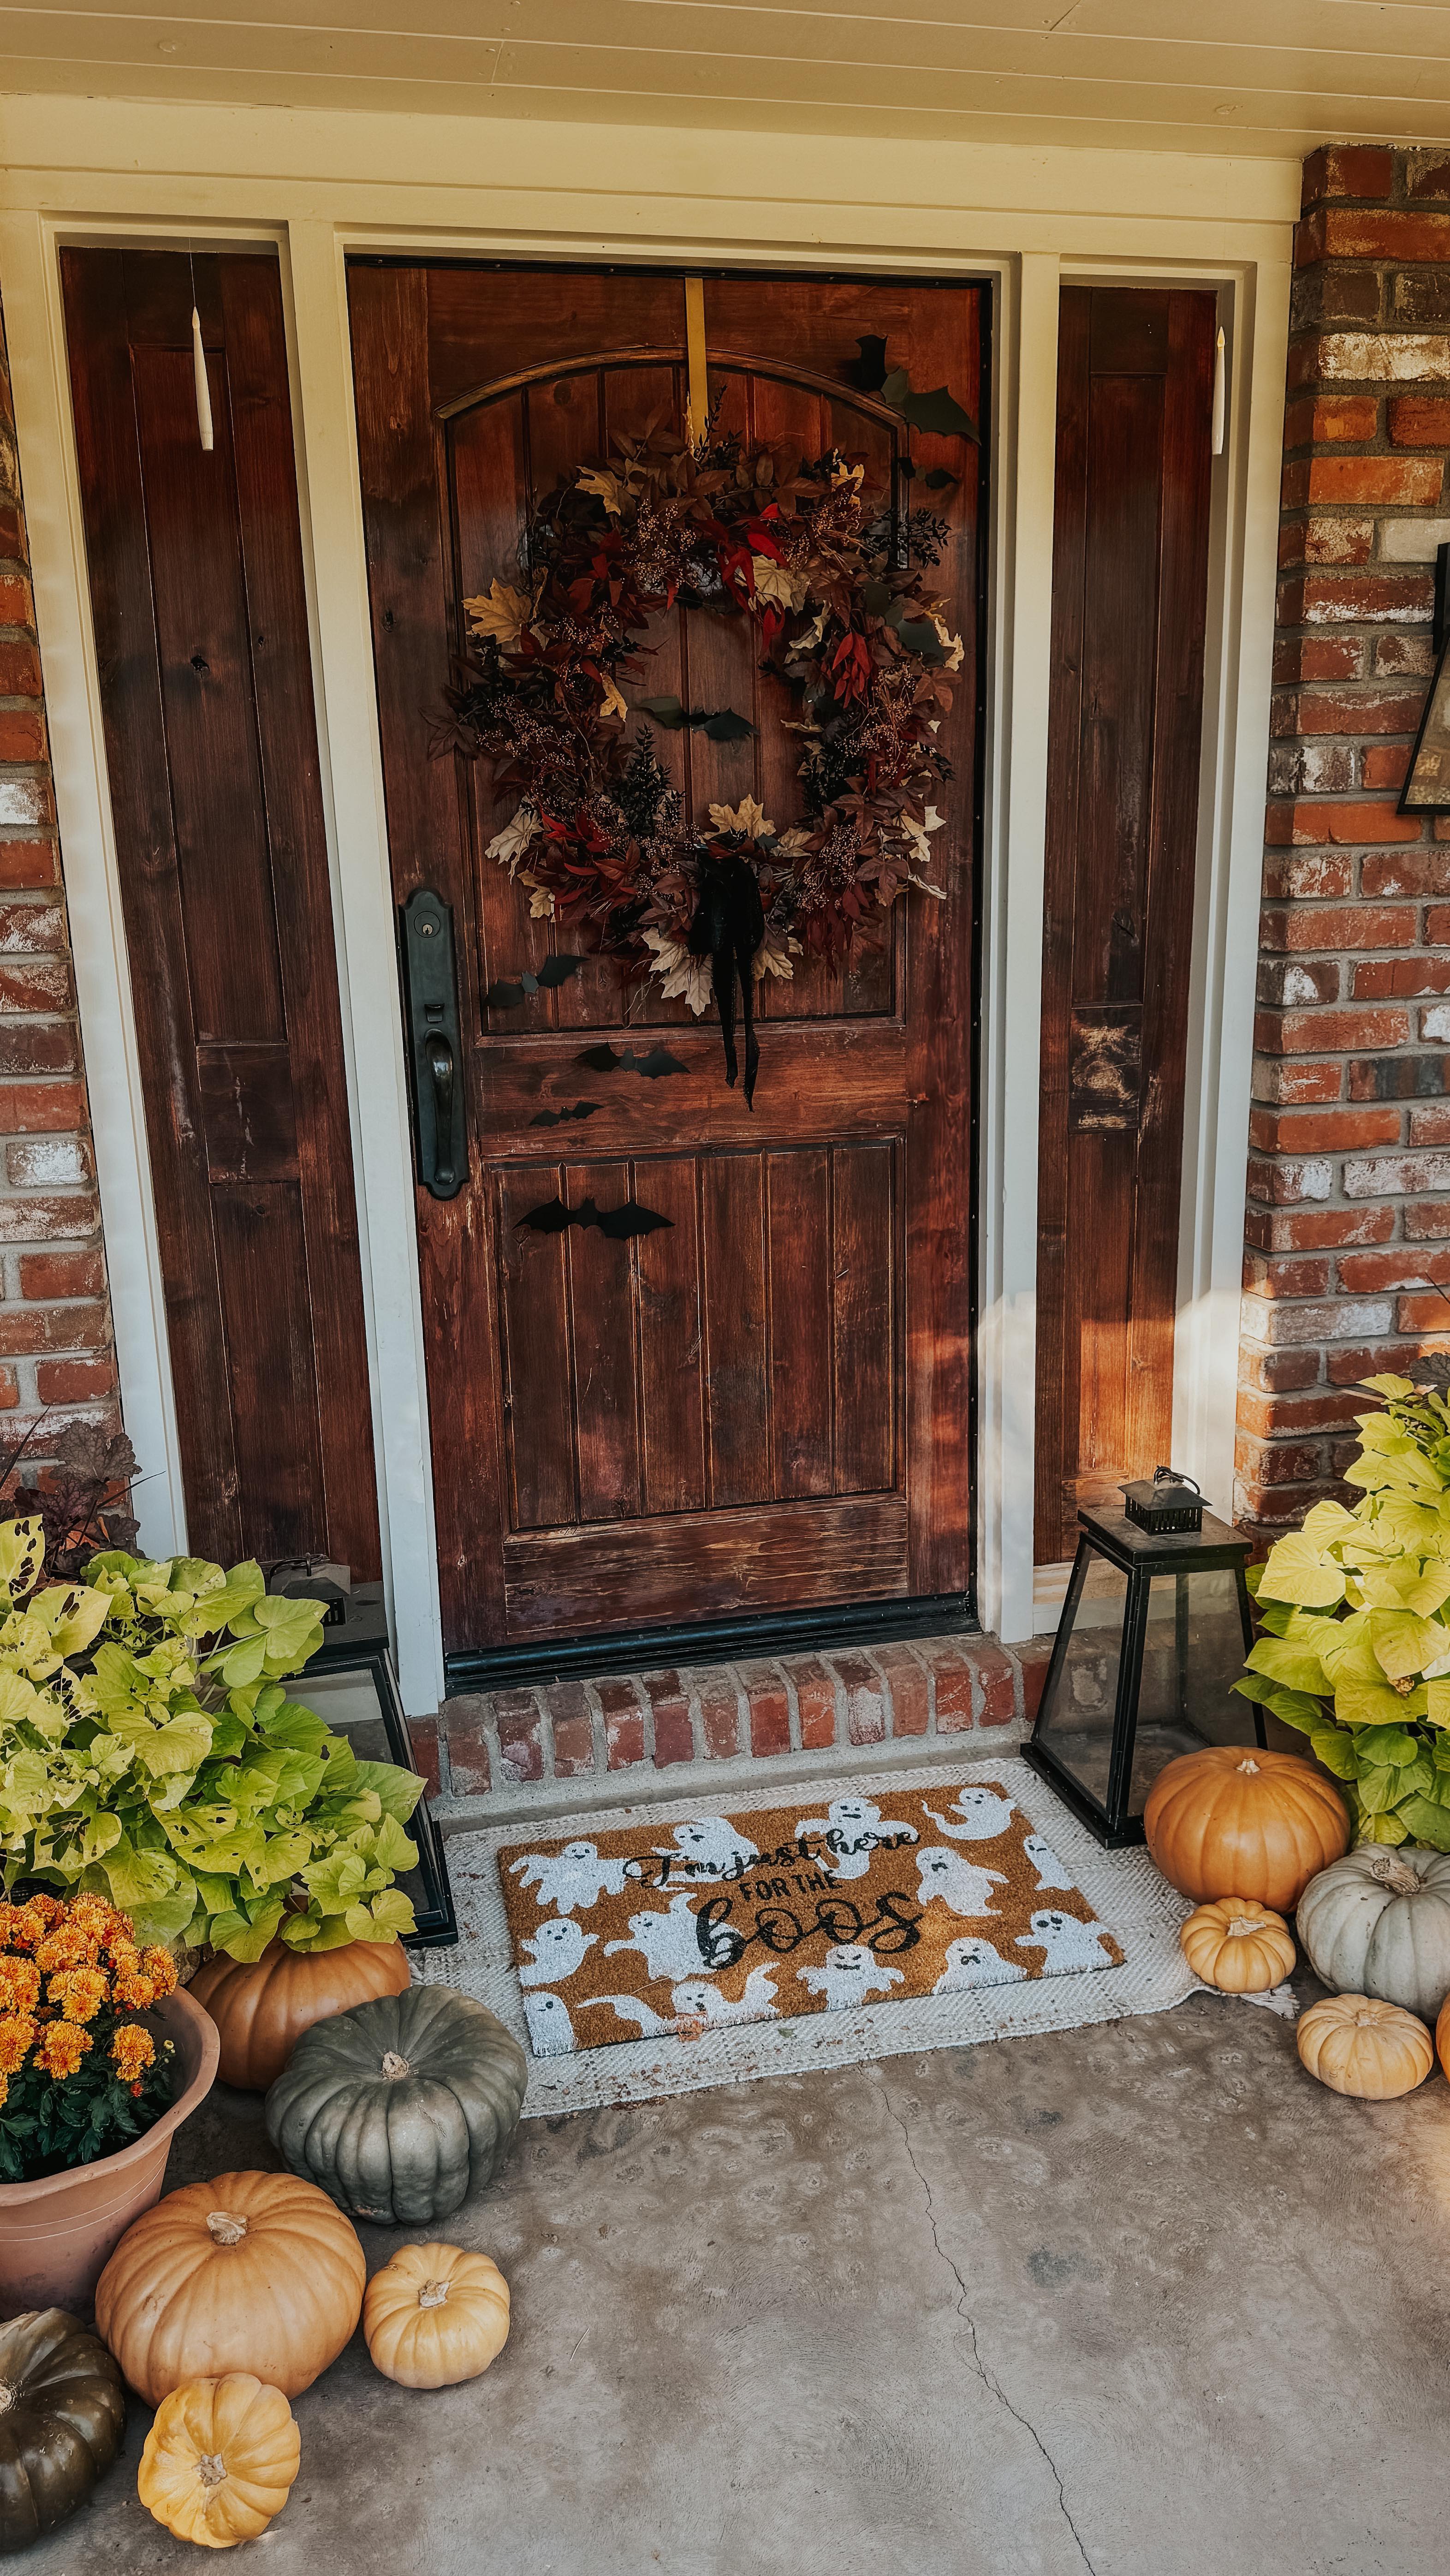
0, 1416, 142, 1586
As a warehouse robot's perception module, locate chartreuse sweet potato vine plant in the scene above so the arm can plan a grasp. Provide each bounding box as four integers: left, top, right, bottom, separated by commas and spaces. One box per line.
0, 1521, 424, 1958
1235, 1374, 1450, 1850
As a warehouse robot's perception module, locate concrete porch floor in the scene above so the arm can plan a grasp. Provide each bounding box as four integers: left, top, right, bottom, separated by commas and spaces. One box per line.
31, 1975, 1450, 2575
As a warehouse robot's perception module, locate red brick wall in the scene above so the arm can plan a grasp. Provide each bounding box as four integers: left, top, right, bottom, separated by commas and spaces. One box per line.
1239, 143, 1450, 1529
0, 315, 117, 1446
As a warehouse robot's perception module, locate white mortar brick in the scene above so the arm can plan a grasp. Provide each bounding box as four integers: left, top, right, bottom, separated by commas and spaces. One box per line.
1379, 518, 1450, 563
1344, 1151, 1450, 1199
0, 778, 47, 827
1314, 333, 1450, 381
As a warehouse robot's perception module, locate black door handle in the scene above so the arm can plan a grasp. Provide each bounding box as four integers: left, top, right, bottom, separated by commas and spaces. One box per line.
426, 1032, 456, 1191
398, 888, 465, 1200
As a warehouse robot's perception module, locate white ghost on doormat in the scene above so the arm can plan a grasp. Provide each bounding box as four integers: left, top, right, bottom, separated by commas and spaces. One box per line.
933, 1936, 1027, 1994
517, 1916, 598, 1986
604, 1892, 715, 1983
1017, 1909, 1116, 1973
793, 1795, 915, 1880
915, 1846, 1008, 1917
796, 1944, 905, 2010
671, 1967, 779, 2025
654, 1817, 759, 1879
522, 1990, 577, 2056
509, 1839, 631, 1915
586, 1967, 780, 2038
1022, 1834, 1074, 1894
922, 1784, 1016, 1843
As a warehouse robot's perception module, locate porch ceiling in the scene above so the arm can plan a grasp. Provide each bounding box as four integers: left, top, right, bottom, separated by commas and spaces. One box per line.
0, 0, 1446, 161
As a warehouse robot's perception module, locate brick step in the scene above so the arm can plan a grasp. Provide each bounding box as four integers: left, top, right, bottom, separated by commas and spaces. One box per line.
411, 1630, 1053, 1821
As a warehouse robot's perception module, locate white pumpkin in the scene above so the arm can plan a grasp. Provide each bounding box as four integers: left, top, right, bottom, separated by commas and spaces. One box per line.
1296, 1843, 1450, 2020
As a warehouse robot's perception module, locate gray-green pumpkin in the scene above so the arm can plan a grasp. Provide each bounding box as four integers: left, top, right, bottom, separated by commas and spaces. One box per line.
263, 1986, 527, 2225
1297, 1843, 1450, 2020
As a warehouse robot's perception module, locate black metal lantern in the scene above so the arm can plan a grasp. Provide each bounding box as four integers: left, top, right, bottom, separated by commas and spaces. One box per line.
1023, 1474, 1265, 1847
267, 1570, 458, 1946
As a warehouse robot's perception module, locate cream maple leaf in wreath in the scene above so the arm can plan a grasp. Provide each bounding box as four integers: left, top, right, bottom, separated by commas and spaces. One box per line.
437, 415, 966, 1100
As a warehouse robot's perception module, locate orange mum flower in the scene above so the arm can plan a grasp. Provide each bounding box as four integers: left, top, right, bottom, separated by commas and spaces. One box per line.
0, 1902, 49, 1954
48, 1967, 108, 2025
0, 2014, 35, 2075
110, 2024, 155, 2083
0, 1958, 40, 2016
0, 2072, 8, 2109
107, 1938, 142, 1982
68, 1895, 119, 1939
141, 1948, 178, 1998
36, 2021, 91, 2079
36, 1925, 96, 1974
113, 1974, 155, 2010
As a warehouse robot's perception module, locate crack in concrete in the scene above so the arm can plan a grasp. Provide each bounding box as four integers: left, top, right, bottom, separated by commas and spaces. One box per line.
877, 2071, 1098, 2576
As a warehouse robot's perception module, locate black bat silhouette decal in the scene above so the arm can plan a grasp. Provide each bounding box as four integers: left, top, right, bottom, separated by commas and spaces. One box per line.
528, 1101, 602, 1128
485, 954, 585, 1008
575, 1044, 687, 1079
517, 1197, 674, 1240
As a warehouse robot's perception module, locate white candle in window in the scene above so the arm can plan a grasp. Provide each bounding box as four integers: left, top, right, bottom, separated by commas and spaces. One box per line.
192, 304, 214, 453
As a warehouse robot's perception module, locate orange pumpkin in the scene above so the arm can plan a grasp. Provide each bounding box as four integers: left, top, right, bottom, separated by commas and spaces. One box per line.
1297, 1993, 1434, 2099
189, 1938, 411, 2091
95, 2170, 365, 2406
138, 2375, 300, 2548
1179, 1898, 1295, 1993
363, 2244, 510, 2390
1144, 1746, 1349, 1911
1435, 1991, 1450, 2083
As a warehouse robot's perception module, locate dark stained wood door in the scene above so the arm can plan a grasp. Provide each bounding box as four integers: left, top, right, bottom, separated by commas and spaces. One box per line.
349, 265, 984, 1653
1034, 286, 1216, 1566
62, 249, 380, 1575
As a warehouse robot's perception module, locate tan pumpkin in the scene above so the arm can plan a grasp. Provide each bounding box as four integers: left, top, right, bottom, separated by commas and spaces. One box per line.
189, 1938, 411, 2091
1296, 1992, 1434, 2099
138, 2374, 300, 2549
1144, 1746, 1349, 1911
364, 2243, 511, 2390
1179, 1898, 1295, 1994
95, 2170, 365, 2406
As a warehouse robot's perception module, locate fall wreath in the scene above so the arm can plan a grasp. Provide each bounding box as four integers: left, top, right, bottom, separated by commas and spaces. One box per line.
438, 420, 963, 1100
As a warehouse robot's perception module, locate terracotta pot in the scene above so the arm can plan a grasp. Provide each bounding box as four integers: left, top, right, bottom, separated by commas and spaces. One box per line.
0, 1987, 219, 2320
188, 1938, 412, 2091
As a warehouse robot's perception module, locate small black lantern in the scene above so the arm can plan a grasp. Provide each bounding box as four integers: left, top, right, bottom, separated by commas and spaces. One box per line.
268, 1570, 458, 1946
1023, 1473, 1266, 1847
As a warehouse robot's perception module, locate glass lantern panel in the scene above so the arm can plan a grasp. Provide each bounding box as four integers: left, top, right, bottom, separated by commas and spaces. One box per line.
1034, 1555, 1130, 1813
1128, 1565, 1257, 1813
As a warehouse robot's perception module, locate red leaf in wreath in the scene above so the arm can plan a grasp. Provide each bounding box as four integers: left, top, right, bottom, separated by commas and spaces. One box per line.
829, 631, 873, 706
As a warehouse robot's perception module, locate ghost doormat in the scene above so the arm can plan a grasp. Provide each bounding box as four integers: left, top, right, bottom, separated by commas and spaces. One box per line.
499, 1779, 1125, 2057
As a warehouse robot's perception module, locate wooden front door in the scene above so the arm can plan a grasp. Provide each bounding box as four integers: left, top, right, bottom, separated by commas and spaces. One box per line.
350, 266, 983, 1658
1034, 286, 1216, 1566
62, 250, 380, 1575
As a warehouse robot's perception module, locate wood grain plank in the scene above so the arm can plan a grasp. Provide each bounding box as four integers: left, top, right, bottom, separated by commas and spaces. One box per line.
634, 1156, 706, 1515
701, 1151, 770, 1508
563, 1154, 642, 1521
211, 1182, 326, 1562
832, 1140, 897, 1493
503, 1492, 909, 1635
767, 1146, 833, 1497
494, 1162, 576, 1530
220, 254, 381, 1578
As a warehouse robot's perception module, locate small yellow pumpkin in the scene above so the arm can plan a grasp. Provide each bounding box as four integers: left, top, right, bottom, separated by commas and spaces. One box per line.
363, 2243, 510, 2390
138, 2374, 300, 2549
1180, 1899, 1295, 1994
1296, 1992, 1434, 2099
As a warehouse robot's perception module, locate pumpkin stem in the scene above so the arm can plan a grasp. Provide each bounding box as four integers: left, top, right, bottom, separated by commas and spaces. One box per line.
381, 2051, 410, 2081
196, 2454, 228, 2489
1367, 1854, 1421, 1894
1226, 1916, 1263, 1938
206, 2211, 249, 2246
1235, 1758, 1262, 1776
0, 2383, 13, 2417
418, 2281, 450, 2308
